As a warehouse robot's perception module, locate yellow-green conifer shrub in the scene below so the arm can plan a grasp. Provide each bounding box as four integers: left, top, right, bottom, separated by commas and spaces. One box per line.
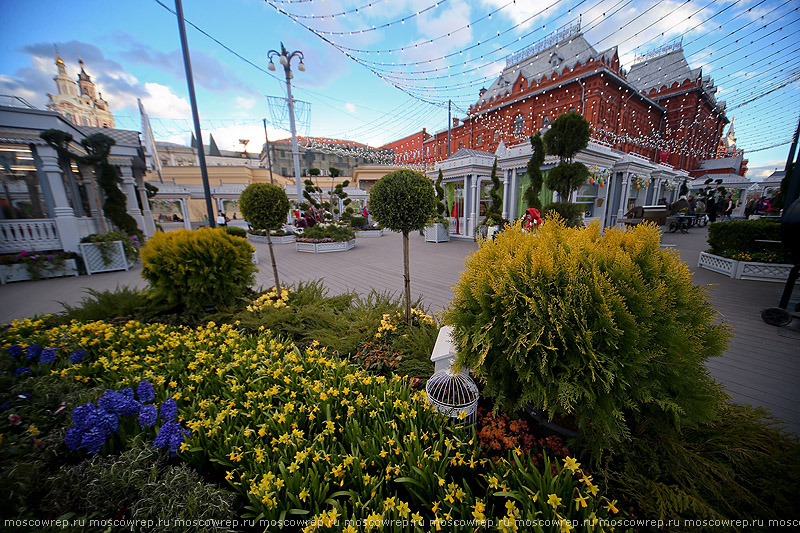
141, 228, 256, 311
444, 218, 730, 457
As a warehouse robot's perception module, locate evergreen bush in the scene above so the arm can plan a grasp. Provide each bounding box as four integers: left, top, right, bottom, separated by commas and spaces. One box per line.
222, 225, 247, 238
350, 216, 368, 229
707, 219, 789, 261
543, 201, 585, 227
140, 228, 255, 311
444, 220, 730, 458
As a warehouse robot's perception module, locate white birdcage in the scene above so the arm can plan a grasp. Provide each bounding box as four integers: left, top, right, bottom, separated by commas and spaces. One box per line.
425, 370, 479, 424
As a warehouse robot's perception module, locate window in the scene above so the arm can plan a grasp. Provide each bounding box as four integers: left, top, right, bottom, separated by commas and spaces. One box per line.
542, 116, 551, 128
281, 167, 287, 176
458, 140, 463, 149
476, 134, 482, 146
513, 114, 524, 135
494, 131, 500, 141
0, 145, 49, 219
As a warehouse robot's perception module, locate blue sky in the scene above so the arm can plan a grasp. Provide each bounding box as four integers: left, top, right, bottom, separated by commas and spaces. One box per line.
1, 0, 798, 179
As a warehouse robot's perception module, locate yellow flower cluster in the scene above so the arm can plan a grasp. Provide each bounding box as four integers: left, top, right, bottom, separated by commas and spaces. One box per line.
374, 308, 436, 339
246, 287, 291, 312
2, 317, 621, 529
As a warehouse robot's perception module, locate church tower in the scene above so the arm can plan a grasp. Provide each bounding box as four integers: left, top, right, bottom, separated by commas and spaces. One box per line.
46, 51, 115, 129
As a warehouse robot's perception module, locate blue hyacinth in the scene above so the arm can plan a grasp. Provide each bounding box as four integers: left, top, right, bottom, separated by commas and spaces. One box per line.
13, 367, 32, 376
153, 421, 189, 453
64, 427, 82, 452
25, 344, 42, 361
136, 380, 155, 403
80, 425, 108, 454
8, 344, 23, 358
98, 390, 126, 415
39, 348, 57, 364
69, 349, 86, 364
160, 398, 177, 422
138, 404, 158, 429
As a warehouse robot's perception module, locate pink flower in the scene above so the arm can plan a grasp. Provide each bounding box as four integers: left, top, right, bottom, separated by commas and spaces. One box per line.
19, 250, 28, 257
8, 414, 21, 426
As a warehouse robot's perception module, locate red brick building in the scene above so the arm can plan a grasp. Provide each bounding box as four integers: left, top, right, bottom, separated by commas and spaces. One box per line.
388, 23, 728, 174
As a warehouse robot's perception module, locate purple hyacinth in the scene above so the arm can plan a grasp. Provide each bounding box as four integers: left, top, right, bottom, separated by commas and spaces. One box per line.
8, 344, 23, 359
160, 398, 177, 423
25, 344, 42, 361
153, 421, 189, 453
98, 390, 126, 415
80, 425, 108, 454
138, 404, 157, 429
65, 427, 82, 452
69, 349, 86, 364
39, 348, 57, 364
136, 380, 155, 403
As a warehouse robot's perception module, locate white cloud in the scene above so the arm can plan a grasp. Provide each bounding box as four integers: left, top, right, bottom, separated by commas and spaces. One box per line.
345, 102, 356, 113
480, 0, 560, 31
236, 96, 257, 110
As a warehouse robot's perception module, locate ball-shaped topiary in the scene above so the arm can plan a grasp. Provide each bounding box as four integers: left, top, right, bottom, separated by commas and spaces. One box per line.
369, 169, 436, 234
444, 220, 730, 459
141, 228, 255, 311
239, 183, 290, 230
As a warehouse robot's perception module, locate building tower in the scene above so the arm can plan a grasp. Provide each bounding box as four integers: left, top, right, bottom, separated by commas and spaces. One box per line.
46, 51, 115, 128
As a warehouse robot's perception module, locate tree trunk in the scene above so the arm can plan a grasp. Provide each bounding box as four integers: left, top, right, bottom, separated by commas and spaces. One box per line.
266, 232, 281, 298
403, 231, 411, 326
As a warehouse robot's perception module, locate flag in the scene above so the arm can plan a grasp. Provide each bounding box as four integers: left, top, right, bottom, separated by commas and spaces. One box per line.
138, 98, 163, 183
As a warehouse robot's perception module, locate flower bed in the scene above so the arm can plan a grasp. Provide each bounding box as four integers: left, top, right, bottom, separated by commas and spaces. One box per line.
355, 228, 384, 238
0, 251, 80, 284
247, 229, 297, 244
698, 251, 796, 282
296, 239, 356, 253
425, 222, 450, 243
79, 231, 140, 275
1, 319, 620, 528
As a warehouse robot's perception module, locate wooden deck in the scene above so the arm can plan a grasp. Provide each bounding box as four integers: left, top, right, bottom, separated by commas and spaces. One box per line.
2, 226, 797, 433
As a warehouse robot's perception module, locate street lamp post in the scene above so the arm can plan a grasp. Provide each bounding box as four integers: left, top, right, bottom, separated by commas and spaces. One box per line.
268, 43, 305, 207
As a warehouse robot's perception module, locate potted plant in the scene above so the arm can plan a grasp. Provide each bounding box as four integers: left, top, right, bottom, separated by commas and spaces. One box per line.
350, 215, 384, 237
79, 231, 140, 275
295, 224, 356, 253
247, 228, 297, 245
0, 250, 81, 284
425, 169, 450, 243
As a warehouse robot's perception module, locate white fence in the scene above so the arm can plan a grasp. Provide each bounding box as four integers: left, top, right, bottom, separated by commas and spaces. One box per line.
0, 219, 61, 253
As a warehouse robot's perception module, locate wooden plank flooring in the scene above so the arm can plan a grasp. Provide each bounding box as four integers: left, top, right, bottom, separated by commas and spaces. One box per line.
2, 225, 797, 433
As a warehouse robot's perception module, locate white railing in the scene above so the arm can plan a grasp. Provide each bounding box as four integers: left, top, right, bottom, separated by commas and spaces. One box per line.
0, 219, 61, 253
158, 222, 187, 232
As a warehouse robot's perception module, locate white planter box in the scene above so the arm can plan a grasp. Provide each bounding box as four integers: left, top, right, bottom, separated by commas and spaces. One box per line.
247, 234, 296, 244
735, 261, 797, 282
296, 239, 356, 253
425, 223, 450, 243
355, 229, 384, 238
79, 241, 136, 275
698, 252, 738, 277
698, 252, 797, 283
0, 259, 80, 284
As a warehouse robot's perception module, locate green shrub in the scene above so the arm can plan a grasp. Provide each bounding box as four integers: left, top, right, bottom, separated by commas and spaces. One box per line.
47, 435, 236, 530
298, 224, 355, 242
707, 219, 790, 263
239, 183, 290, 231
350, 216, 368, 229
444, 220, 730, 458
57, 286, 151, 323
607, 403, 800, 525
543, 201, 585, 227
222, 225, 247, 238
140, 228, 256, 311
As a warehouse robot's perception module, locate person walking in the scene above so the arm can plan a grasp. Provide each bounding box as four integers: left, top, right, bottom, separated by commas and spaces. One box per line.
706, 196, 717, 223
720, 196, 734, 221
216, 212, 227, 227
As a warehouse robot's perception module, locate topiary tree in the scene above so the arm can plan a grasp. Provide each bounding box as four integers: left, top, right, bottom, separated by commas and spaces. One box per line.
141, 228, 255, 311
239, 183, 291, 298
303, 179, 323, 219
329, 167, 341, 178
307, 167, 321, 176
444, 220, 730, 460
524, 132, 545, 209
433, 169, 447, 224
331, 179, 351, 223
80, 133, 141, 235
542, 112, 591, 225
369, 169, 436, 325
484, 158, 504, 226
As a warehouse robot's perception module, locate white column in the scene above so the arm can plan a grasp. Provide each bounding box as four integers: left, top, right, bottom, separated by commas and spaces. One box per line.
462, 174, 469, 236
36, 146, 81, 252
137, 182, 157, 237
616, 171, 630, 226
509, 168, 518, 220
180, 198, 191, 229
118, 165, 145, 232
471, 176, 480, 233
501, 170, 509, 220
